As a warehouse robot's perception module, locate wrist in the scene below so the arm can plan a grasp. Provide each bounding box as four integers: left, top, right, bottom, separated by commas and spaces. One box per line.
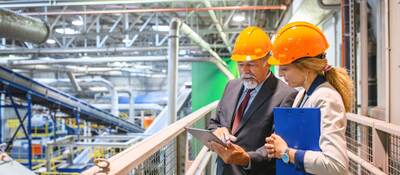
241, 152, 251, 166
288, 148, 296, 164
280, 147, 290, 163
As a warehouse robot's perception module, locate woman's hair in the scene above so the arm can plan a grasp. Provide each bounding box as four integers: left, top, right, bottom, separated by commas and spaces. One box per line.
293, 55, 354, 112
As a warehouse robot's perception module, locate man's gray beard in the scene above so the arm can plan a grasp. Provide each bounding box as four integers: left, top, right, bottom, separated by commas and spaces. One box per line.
243, 80, 258, 89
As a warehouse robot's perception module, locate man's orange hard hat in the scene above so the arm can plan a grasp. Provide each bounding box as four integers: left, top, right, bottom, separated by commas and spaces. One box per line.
231, 26, 272, 62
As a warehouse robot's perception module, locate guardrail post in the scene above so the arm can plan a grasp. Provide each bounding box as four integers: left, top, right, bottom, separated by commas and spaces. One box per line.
46, 144, 53, 171
372, 127, 389, 173
177, 132, 187, 175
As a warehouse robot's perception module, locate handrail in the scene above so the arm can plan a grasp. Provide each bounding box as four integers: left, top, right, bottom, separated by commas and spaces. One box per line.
82, 101, 219, 175
347, 113, 400, 137
347, 151, 386, 175
346, 112, 400, 174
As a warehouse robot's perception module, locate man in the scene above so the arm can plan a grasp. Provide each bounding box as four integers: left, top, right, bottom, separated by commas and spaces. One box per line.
208, 26, 297, 175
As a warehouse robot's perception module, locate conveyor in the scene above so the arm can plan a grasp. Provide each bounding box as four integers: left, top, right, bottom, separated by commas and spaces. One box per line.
0, 66, 143, 133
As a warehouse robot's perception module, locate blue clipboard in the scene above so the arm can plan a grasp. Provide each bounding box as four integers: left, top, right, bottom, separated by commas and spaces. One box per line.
273, 107, 321, 175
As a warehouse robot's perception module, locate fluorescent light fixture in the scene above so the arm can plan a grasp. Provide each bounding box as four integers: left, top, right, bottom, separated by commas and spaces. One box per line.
55, 28, 80, 35
108, 71, 122, 75
152, 25, 170, 32
122, 38, 130, 43
134, 64, 152, 69
72, 19, 83, 26
179, 50, 187, 55
89, 86, 108, 91
46, 39, 56, 44
232, 14, 245, 22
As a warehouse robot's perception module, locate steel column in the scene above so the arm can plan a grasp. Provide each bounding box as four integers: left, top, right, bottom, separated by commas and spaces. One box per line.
26, 94, 32, 169
75, 108, 81, 140
360, 0, 369, 116
168, 18, 180, 124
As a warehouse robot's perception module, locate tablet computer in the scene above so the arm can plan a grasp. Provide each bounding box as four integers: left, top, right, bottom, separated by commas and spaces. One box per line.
186, 127, 227, 147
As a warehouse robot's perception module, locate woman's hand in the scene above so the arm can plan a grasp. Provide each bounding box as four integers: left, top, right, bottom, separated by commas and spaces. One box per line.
265, 133, 288, 159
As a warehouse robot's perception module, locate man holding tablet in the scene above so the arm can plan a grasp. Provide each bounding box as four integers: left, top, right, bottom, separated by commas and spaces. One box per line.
207, 26, 297, 175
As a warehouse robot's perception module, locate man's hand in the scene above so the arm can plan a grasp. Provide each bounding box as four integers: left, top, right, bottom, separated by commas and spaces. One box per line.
213, 127, 237, 145
209, 141, 250, 166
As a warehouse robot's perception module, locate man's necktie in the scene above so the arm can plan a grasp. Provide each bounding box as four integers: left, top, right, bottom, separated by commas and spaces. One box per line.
231, 89, 253, 134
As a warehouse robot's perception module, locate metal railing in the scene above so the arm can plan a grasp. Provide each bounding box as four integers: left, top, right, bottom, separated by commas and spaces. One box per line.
82, 103, 400, 175
82, 101, 219, 175
346, 113, 400, 175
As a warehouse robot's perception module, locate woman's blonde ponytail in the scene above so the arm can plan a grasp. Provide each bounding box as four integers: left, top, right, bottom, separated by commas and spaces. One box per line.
294, 57, 354, 112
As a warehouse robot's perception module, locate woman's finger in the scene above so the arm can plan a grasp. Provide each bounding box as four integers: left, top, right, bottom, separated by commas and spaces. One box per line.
265, 144, 274, 149
266, 149, 275, 155
265, 137, 274, 143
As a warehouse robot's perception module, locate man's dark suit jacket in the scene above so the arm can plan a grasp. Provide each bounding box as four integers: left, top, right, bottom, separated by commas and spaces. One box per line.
208, 75, 297, 175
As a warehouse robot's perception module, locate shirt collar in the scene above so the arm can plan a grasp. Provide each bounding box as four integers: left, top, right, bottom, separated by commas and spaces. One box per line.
306, 74, 326, 96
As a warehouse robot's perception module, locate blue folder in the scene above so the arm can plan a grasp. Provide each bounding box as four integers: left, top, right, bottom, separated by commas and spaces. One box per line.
273, 107, 321, 175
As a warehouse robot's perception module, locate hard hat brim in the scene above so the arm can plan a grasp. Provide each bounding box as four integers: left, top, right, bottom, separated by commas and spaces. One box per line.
231, 53, 267, 62
267, 56, 283, 65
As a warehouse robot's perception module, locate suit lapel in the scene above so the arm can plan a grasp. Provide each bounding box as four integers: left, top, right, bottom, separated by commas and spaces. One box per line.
233, 75, 278, 135
227, 81, 244, 131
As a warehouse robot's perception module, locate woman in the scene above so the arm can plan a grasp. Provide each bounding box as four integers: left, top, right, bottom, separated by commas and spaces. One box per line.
265, 21, 353, 175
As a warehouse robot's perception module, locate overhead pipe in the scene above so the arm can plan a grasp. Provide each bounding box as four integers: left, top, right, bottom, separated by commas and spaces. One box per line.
5, 56, 211, 66
23, 5, 287, 16
37, 78, 119, 117
74, 78, 119, 117
116, 88, 135, 122
67, 72, 82, 93
0, 8, 49, 44
92, 79, 119, 117
177, 17, 234, 79
13, 66, 171, 78
9, 65, 118, 72
1, 0, 287, 9
0, 45, 225, 55
203, 0, 232, 52
179, 22, 227, 67
317, 0, 340, 10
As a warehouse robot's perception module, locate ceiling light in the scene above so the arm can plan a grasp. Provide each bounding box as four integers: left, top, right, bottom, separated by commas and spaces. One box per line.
232, 14, 245, 22
55, 28, 80, 35
134, 64, 152, 69
152, 25, 170, 32
46, 39, 56, 44
72, 16, 84, 26
89, 87, 108, 92
72, 19, 83, 26
122, 38, 130, 43
108, 71, 122, 75
179, 50, 187, 55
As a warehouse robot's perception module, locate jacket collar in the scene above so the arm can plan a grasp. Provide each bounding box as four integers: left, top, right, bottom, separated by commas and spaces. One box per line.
306, 75, 326, 96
